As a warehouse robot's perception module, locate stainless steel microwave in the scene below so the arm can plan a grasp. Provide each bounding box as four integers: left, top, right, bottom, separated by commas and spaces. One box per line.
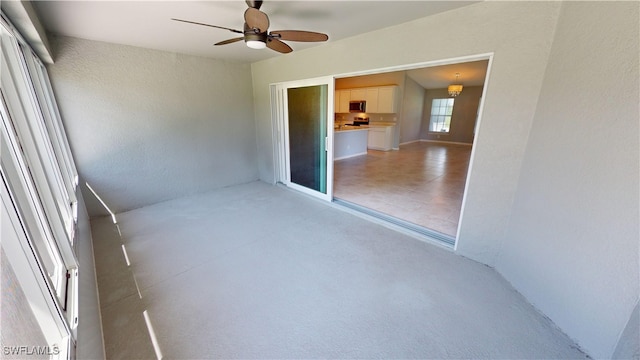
349, 100, 366, 113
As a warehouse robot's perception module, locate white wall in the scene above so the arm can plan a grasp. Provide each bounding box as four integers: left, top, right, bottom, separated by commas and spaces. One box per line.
47, 36, 258, 215
495, 2, 639, 358
399, 75, 424, 144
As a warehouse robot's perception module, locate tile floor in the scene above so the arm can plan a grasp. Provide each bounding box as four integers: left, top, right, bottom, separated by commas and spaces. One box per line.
333, 141, 472, 237
90, 181, 587, 359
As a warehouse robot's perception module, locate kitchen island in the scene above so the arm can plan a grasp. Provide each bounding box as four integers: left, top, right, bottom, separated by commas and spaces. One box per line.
367, 123, 395, 151
334, 127, 368, 160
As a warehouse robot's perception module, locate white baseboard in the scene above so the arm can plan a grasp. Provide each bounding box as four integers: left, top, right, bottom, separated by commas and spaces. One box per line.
419, 139, 473, 146
399, 140, 420, 146
334, 151, 368, 161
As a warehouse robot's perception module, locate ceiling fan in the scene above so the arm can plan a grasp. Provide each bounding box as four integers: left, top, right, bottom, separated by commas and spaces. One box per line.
171, 0, 329, 54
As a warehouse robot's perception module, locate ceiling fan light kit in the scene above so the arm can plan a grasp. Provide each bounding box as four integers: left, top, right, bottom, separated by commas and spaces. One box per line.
244, 30, 267, 49
172, 0, 328, 54
246, 40, 266, 49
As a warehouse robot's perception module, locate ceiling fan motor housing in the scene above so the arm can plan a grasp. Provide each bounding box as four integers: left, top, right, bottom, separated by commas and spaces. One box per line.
246, 0, 263, 9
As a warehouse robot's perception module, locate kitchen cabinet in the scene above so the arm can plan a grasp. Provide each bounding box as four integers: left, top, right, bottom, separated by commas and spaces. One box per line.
365, 88, 379, 113
350, 89, 366, 102
335, 90, 351, 113
367, 125, 395, 151
350, 88, 379, 112
377, 86, 398, 113
334, 85, 398, 114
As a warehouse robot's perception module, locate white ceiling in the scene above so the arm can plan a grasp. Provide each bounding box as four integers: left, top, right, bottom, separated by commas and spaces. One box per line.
33, 1, 478, 64
406, 59, 489, 89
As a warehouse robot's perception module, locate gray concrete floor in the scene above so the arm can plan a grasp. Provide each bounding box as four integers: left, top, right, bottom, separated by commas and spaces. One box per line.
91, 181, 588, 359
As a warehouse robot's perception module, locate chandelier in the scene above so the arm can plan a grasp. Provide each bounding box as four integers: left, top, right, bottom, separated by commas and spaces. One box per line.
448, 73, 463, 97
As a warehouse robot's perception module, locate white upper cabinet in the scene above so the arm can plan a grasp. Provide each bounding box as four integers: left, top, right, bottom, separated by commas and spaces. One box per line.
350, 89, 366, 102
335, 90, 351, 113
365, 88, 379, 113
334, 85, 398, 114
377, 86, 398, 113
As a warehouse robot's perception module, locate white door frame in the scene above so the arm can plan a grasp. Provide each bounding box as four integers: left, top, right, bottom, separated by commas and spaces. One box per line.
271, 76, 335, 202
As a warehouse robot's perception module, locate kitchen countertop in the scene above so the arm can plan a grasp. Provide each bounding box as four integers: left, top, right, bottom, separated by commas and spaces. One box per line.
334, 122, 395, 132
335, 126, 369, 132
368, 122, 396, 127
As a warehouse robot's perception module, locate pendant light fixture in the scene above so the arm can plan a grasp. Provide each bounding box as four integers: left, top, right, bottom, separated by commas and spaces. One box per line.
448, 73, 463, 97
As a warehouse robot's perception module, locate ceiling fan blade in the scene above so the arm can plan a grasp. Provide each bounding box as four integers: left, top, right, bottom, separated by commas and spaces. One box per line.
244, 8, 269, 33
245, 0, 263, 10
215, 37, 244, 46
266, 38, 293, 54
270, 30, 329, 42
172, 18, 243, 34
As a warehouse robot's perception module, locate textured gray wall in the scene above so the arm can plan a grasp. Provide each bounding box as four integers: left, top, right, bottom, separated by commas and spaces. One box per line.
47, 36, 258, 215
496, 2, 639, 358
613, 300, 639, 360
399, 75, 424, 144
1, 248, 49, 360
612, 299, 640, 360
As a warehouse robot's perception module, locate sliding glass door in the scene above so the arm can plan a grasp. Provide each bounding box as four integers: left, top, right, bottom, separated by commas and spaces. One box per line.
272, 77, 334, 201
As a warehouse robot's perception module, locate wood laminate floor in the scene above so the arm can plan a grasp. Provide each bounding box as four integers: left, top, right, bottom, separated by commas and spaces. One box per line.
333, 141, 472, 237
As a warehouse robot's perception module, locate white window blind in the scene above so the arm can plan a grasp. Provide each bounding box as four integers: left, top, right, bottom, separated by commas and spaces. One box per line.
429, 98, 454, 133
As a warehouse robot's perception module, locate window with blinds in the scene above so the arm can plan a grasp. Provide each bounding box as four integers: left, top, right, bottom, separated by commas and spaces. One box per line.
429, 98, 455, 133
